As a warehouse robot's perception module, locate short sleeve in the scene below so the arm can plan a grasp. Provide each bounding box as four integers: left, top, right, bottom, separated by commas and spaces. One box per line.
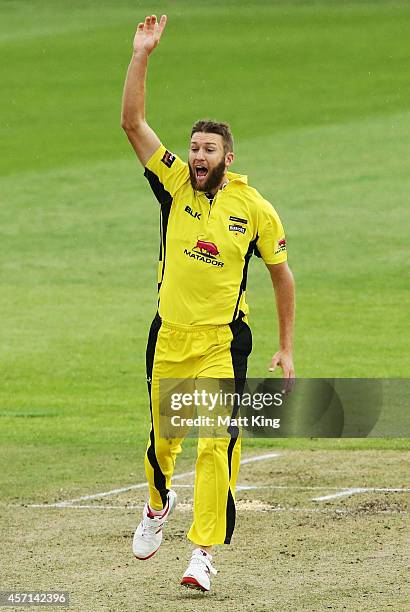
144, 144, 189, 199
255, 199, 287, 265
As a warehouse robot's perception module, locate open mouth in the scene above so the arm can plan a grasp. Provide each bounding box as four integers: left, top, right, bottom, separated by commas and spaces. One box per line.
195, 166, 208, 180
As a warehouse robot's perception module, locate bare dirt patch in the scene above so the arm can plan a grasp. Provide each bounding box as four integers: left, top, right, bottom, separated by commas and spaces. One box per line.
2, 450, 409, 611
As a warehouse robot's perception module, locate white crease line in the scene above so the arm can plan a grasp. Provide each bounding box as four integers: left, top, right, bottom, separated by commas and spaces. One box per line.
25, 452, 281, 508
23, 483, 410, 509
367, 488, 410, 492
27, 504, 144, 510
239, 452, 280, 465
24, 503, 409, 515
48, 470, 196, 508
52, 482, 382, 491
264, 507, 408, 514
26, 485, 409, 508
312, 487, 410, 502
236, 484, 356, 491
312, 488, 366, 501
172, 484, 410, 493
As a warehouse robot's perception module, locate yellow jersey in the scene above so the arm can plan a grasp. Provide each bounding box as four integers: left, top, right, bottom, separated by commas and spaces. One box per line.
144, 144, 287, 325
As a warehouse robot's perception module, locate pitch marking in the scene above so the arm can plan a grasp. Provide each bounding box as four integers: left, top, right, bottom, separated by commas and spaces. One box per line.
26, 452, 281, 508
24, 503, 408, 515
25, 483, 410, 509
312, 487, 410, 502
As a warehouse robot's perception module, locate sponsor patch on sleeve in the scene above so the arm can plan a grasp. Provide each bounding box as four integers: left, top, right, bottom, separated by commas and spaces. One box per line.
274, 237, 287, 254
161, 150, 176, 168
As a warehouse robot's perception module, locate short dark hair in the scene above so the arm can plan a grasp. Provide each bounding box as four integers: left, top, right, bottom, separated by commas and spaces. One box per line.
190, 119, 234, 154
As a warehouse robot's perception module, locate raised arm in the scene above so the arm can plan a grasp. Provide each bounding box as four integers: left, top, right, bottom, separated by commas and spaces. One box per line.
121, 14, 167, 166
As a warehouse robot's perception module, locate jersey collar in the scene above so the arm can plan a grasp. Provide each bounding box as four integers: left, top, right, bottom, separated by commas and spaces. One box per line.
226, 171, 248, 185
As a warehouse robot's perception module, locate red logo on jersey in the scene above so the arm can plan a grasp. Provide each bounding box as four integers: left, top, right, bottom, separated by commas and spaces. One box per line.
193, 240, 220, 258
184, 237, 224, 267
275, 237, 287, 254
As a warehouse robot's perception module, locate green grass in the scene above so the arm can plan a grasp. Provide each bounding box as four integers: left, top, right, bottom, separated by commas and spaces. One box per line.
0, 0, 409, 504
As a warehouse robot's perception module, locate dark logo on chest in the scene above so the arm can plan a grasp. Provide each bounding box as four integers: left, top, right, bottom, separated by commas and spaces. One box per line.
185, 205, 201, 220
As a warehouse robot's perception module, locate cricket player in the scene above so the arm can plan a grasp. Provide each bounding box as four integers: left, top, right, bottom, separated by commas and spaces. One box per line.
121, 15, 295, 592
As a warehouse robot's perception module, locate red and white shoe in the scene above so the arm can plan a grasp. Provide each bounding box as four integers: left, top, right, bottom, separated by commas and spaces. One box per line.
132, 490, 177, 560
181, 548, 218, 592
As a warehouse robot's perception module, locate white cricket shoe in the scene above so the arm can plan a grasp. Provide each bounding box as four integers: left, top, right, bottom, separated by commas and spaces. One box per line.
132, 490, 177, 560
181, 548, 218, 592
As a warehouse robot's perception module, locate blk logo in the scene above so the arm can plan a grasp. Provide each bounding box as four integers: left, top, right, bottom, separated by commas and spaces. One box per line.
185, 205, 201, 220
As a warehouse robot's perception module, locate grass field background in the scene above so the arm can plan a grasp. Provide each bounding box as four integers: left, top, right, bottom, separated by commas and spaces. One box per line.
1, 0, 409, 495
0, 2, 409, 608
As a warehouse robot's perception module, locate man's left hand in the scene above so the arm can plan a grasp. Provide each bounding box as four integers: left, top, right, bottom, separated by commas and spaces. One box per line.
269, 349, 295, 379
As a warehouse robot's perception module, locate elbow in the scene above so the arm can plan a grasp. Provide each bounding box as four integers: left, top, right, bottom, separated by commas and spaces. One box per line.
268, 261, 295, 287
121, 118, 133, 132
121, 116, 144, 133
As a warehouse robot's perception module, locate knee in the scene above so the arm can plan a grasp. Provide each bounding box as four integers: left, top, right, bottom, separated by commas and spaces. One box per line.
148, 437, 180, 459
197, 438, 215, 457
197, 438, 229, 458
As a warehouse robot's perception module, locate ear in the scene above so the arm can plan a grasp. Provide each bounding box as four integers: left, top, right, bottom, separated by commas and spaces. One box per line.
225, 152, 234, 168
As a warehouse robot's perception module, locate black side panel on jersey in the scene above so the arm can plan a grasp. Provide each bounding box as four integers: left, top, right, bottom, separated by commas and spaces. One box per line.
144, 168, 173, 207
144, 168, 172, 293
232, 237, 258, 322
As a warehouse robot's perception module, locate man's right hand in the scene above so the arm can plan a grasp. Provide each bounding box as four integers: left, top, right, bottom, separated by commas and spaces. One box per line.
121, 15, 167, 165
133, 14, 167, 56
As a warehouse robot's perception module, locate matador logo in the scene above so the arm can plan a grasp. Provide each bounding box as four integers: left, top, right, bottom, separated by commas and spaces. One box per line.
184, 237, 224, 267
193, 239, 220, 258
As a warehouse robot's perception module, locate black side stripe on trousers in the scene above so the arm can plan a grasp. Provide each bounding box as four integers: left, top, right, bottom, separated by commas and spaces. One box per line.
224, 315, 252, 544
145, 313, 168, 507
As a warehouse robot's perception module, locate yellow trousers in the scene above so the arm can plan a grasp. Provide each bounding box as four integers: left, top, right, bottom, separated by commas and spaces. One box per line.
144, 313, 252, 546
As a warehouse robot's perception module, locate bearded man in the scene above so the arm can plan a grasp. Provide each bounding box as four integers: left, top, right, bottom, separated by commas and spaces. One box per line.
121, 14, 295, 592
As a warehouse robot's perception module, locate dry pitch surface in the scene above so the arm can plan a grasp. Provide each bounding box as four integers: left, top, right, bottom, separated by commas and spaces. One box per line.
2, 450, 409, 611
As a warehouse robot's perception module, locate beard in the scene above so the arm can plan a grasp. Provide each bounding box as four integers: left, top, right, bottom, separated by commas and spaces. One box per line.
189, 158, 227, 193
